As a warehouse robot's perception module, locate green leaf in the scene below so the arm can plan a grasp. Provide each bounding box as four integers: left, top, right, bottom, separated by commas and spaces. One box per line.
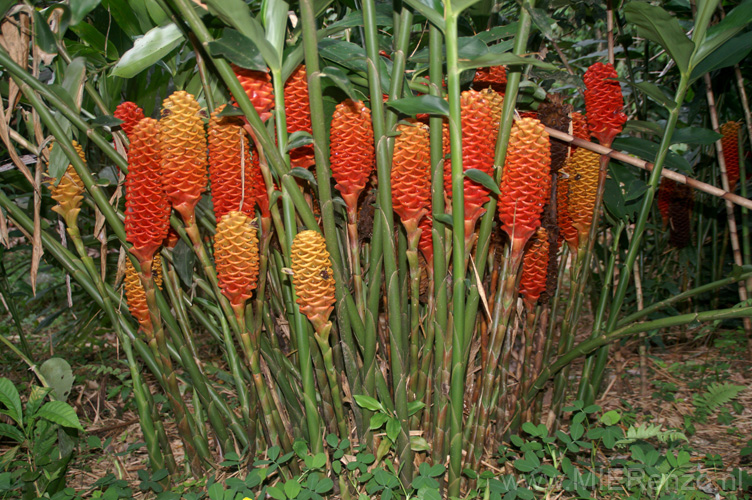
287, 131, 314, 152
267, 485, 286, 500
205, 0, 278, 71
0, 423, 24, 443
26, 386, 51, 419
71, 23, 120, 60
34, 9, 58, 54
262, 0, 288, 64
693, 0, 722, 48
315, 477, 333, 493
386, 418, 400, 443
319, 66, 360, 102
40, 357, 75, 402
459, 52, 558, 72
622, 80, 676, 109
433, 213, 453, 227
208, 29, 266, 71
387, 95, 449, 116
671, 127, 722, 145
284, 480, 301, 498
0, 0, 14, 19
37, 400, 83, 430
522, 422, 541, 437
464, 169, 501, 195
369, 412, 388, 430
612, 137, 692, 174
691, 0, 752, 69
600, 410, 621, 426
311, 452, 326, 469
172, 239, 195, 287
112, 24, 184, 78
288, 167, 317, 187
102, 0, 142, 37
353, 394, 385, 413
690, 31, 752, 82
327, 5, 392, 30
70, 0, 101, 26
410, 436, 431, 451
62, 58, 87, 112
402, 0, 445, 31
407, 400, 425, 416
0, 378, 22, 427
624, 2, 694, 75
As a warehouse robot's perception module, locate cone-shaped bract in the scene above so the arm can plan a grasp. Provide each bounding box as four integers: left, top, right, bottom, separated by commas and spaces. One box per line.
285, 65, 315, 169
330, 99, 374, 209
519, 227, 549, 304
49, 142, 86, 224
233, 66, 274, 121
418, 211, 433, 266
126, 118, 170, 264
583, 62, 626, 146
668, 183, 693, 248
291, 230, 336, 326
124, 254, 163, 333
208, 105, 256, 223
474, 66, 507, 93
567, 148, 600, 231
392, 121, 431, 226
721, 121, 741, 191
114, 102, 145, 139
160, 91, 207, 222
215, 211, 260, 306
557, 172, 578, 248
657, 177, 675, 227
498, 118, 551, 242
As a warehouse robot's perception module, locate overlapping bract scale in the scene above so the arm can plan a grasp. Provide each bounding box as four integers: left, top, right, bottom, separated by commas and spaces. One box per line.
474, 65, 507, 93
114, 101, 145, 139
285, 65, 315, 169
557, 173, 578, 248
721, 121, 741, 191
160, 91, 207, 220
215, 211, 260, 306
124, 254, 163, 333
668, 183, 693, 248
208, 105, 256, 223
418, 212, 434, 266
291, 230, 336, 326
330, 99, 374, 209
392, 122, 431, 226
498, 118, 551, 242
125, 118, 170, 264
519, 228, 549, 304
48, 142, 86, 223
583, 62, 626, 145
657, 177, 675, 227
567, 148, 600, 230
233, 66, 274, 121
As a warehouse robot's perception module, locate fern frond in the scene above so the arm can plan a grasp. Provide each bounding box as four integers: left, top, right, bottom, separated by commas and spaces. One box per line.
693, 382, 745, 420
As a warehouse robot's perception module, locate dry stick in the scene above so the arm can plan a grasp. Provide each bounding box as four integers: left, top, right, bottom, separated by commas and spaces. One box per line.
544, 128, 752, 211
702, 74, 752, 345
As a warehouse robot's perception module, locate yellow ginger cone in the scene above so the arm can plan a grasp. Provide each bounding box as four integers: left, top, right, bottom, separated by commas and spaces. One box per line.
48, 142, 86, 226
291, 230, 336, 328
567, 147, 600, 234
214, 211, 260, 307
124, 254, 163, 334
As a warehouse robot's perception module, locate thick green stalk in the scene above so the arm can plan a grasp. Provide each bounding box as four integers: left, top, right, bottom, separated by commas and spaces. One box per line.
589, 77, 690, 395
360, 0, 411, 480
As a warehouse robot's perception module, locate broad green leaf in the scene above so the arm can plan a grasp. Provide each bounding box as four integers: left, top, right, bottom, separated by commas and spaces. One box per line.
266, 486, 285, 500
621, 79, 676, 109
319, 66, 360, 102
112, 24, 184, 78
692, 0, 722, 48
459, 52, 558, 71
601, 410, 621, 425
453, 0, 484, 14
410, 436, 430, 451
0, 378, 22, 427
671, 126, 722, 145
172, 239, 195, 287
287, 131, 313, 151
691, 0, 752, 68
36, 401, 83, 430
433, 213, 453, 227
208, 29, 266, 71
205, 0, 278, 70
262, 0, 288, 63
353, 394, 385, 412
327, 5, 392, 29
458, 36, 489, 60
40, 357, 75, 402
102, 0, 142, 37
387, 95, 449, 116
284, 480, 301, 499
0, 423, 24, 443
624, 3, 694, 75
690, 31, 752, 82
612, 137, 692, 174
318, 38, 367, 73
71, 23, 120, 60
402, 0, 445, 31
288, 167, 317, 187
526, 6, 557, 41
69, 0, 100, 26
465, 169, 501, 195
146, 1, 169, 26
62, 58, 87, 112
128, 0, 157, 32
0, 0, 14, 18
624, 120, 664, 136
26, 386, 52, 419
407, 400, 425, 416
34, 9, 58, 54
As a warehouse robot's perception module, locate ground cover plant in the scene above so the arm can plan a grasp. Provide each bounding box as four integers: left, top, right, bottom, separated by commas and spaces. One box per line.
1, 0, 752, 498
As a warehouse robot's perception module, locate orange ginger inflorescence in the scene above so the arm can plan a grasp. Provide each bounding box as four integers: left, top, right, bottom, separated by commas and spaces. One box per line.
583, 62, 626, 146
291, 230, 336, 327
567, 147, 600, 232
474, 66, 507, 93
125, 118, 170, 264
160, 91, 207, 222
49, 142, 86, 225
124, 254, 163, 334
208, 105, 256, 222
498, 118, 551, 243
721, 121, 741, 191
330, 99, 375, 211
285, 65, 315, 169
519, 227, 550, 305
557, 173, 579, 248
114, 101, 145, 139
214, 211, 260, 306
233, 66, 274, 121
392, 121, 431, 229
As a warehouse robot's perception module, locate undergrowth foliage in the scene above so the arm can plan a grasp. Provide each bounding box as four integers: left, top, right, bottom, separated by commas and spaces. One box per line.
1, 0, 752, 498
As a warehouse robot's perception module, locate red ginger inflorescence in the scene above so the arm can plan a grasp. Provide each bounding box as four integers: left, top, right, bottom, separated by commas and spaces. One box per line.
444, 90, 499, 229
418, 211, 434, 266
160, 91, 207, 223
721, 121, 741, 191
657, 177, 675, 227
498, 117, 552, 243
208, 105, 256, 223
285, 65, 315, 169
392, 121, 431, 229
291, 230, 337, 327
519, 227, 550, 305
583, 62, 627, 146
233, 66, 274, 121
114, 102, 145, 139
330, 99, 375, 211
125, 118, 170, 265
474, 66, 507, 93
214, 211, 260, 306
